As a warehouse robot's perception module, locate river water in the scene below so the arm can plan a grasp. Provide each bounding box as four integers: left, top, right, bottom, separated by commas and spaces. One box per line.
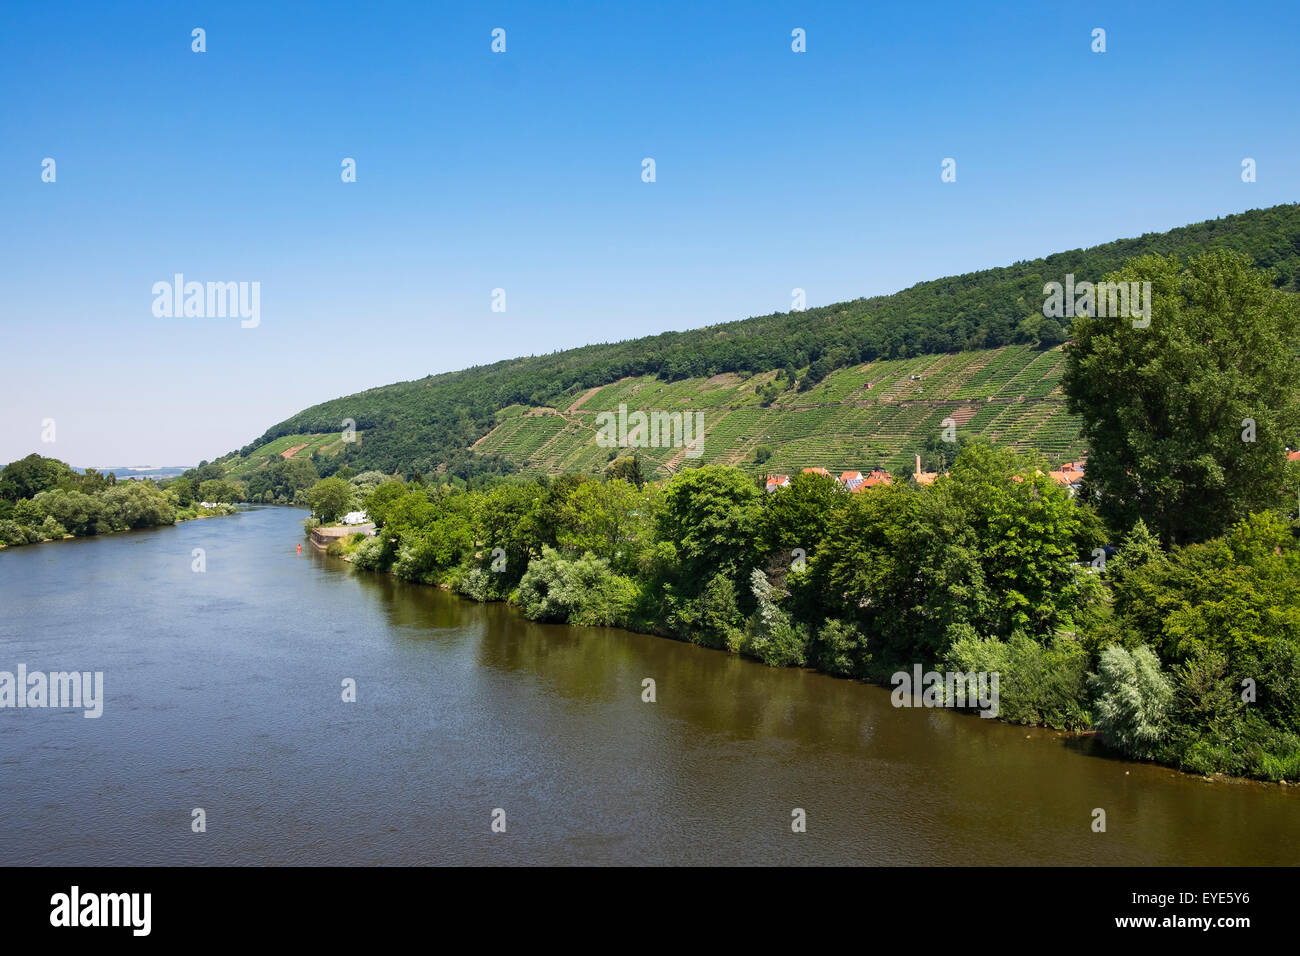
0, 506, 1294, 865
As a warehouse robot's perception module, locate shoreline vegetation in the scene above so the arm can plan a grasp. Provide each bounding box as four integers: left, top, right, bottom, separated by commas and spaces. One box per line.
0, 455, 239, 549
294, 250, 1300, 786
6, 250, 1298, 787
310, 452, 1300, 786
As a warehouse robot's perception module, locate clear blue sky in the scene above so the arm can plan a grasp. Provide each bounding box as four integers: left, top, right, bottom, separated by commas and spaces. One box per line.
2, 0, 1297, 467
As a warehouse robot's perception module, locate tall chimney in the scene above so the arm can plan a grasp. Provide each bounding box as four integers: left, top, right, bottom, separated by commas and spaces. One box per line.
915, 454, 921, 478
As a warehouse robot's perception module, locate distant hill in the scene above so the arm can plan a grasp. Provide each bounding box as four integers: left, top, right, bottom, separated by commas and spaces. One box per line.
79, 465, 193, 480
217, 203, 1300, 479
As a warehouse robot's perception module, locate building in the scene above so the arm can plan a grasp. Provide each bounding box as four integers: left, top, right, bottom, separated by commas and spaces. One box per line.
1049, 460, 1086, 496
858, 468, 892, 489
764, 474, 791, 493
913, 455, 939, 486
840, 470, 865, 491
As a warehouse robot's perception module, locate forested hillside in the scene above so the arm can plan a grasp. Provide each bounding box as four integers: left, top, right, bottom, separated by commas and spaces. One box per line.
225, 204, 1300, 477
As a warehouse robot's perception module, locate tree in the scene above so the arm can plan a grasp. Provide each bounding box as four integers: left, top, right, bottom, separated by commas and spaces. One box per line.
743, 569, 807, 666
306, 477, 355, 523
168, 477, 196, 507
1036, 319, 1066, 347
654, 466, 762, 595
517, 547, 636, 626
1090, 644, 1173, 760
0, 454, 73, 501
1112, 511, 1300, 668
811, 480, 987, 666
605, 455, 645, 490
100, 483, 175, 530
555, 478, 654, 573
759, 469, 843, 556
1064, 250, 1300, 545
362, 479, 409, 527
197, 479, 243, 504
939, 444, 1104, 637
473, 482, 545, 585
32, 488, 104, 536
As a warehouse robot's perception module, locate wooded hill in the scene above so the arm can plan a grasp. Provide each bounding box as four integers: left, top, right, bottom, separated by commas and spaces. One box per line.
218, 203, 1300, 479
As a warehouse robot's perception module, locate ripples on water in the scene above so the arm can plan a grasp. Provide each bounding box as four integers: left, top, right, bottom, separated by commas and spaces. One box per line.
0, 507, 1294, 865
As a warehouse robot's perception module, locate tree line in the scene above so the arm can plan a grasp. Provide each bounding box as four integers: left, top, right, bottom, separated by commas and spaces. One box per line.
308, 248, 1300, 781
0, 457, 237, 546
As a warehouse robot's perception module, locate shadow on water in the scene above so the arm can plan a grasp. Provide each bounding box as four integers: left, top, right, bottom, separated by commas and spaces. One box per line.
1, 507, 1292, 865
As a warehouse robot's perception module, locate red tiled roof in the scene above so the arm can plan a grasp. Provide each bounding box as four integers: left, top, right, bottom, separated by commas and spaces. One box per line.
861, 469, 892, 488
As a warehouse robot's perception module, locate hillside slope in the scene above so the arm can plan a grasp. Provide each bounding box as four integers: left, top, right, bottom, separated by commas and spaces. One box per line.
473, 345, 1081, 477
221, 203, 1300, 478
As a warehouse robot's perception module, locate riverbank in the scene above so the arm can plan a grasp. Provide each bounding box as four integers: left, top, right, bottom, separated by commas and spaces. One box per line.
0, 502, 239, 550
318, 526, 1297, 788
3, 503, 1293, 865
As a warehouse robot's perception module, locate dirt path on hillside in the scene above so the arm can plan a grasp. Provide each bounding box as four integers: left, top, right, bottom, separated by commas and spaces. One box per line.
566, 386, 604, 413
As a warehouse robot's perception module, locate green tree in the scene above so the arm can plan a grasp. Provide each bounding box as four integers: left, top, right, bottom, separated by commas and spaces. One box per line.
1064, 250, 1300, 545
0, 454, 74, 501
362, 479, 409, 527
555, 478, 655, 572
517, 547, 637, 626
1090, 644, 1173, 760
1109, 511, 1300, 669
811, 480, 987, 666
605, 455, 645, 490
654, 466, 762, 596
306, 477, 356, 523
473, 482, 545, 585
100, 483, 176, 530
759, 469, 843, 557
32, 489, 104, 536
197, 479, 243, 504
1036, 319, 1066, 347
940, 444, 1104, 637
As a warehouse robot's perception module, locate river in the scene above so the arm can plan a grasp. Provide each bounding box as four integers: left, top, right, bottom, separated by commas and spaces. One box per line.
0, 506, 1294, 865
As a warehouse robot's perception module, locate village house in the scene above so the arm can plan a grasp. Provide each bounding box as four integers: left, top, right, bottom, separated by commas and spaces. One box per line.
859, 468, 892, 489
1049, 460, 1087, 496
764, 474, 791, 493
765, 465, 908, 493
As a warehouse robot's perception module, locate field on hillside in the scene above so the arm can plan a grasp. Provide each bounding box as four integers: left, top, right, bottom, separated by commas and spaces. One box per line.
473, 344, 1086, 477
222, 432, 355, 478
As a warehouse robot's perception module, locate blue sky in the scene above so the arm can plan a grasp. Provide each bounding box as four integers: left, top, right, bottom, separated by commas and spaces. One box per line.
2, 0, 1297, 466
